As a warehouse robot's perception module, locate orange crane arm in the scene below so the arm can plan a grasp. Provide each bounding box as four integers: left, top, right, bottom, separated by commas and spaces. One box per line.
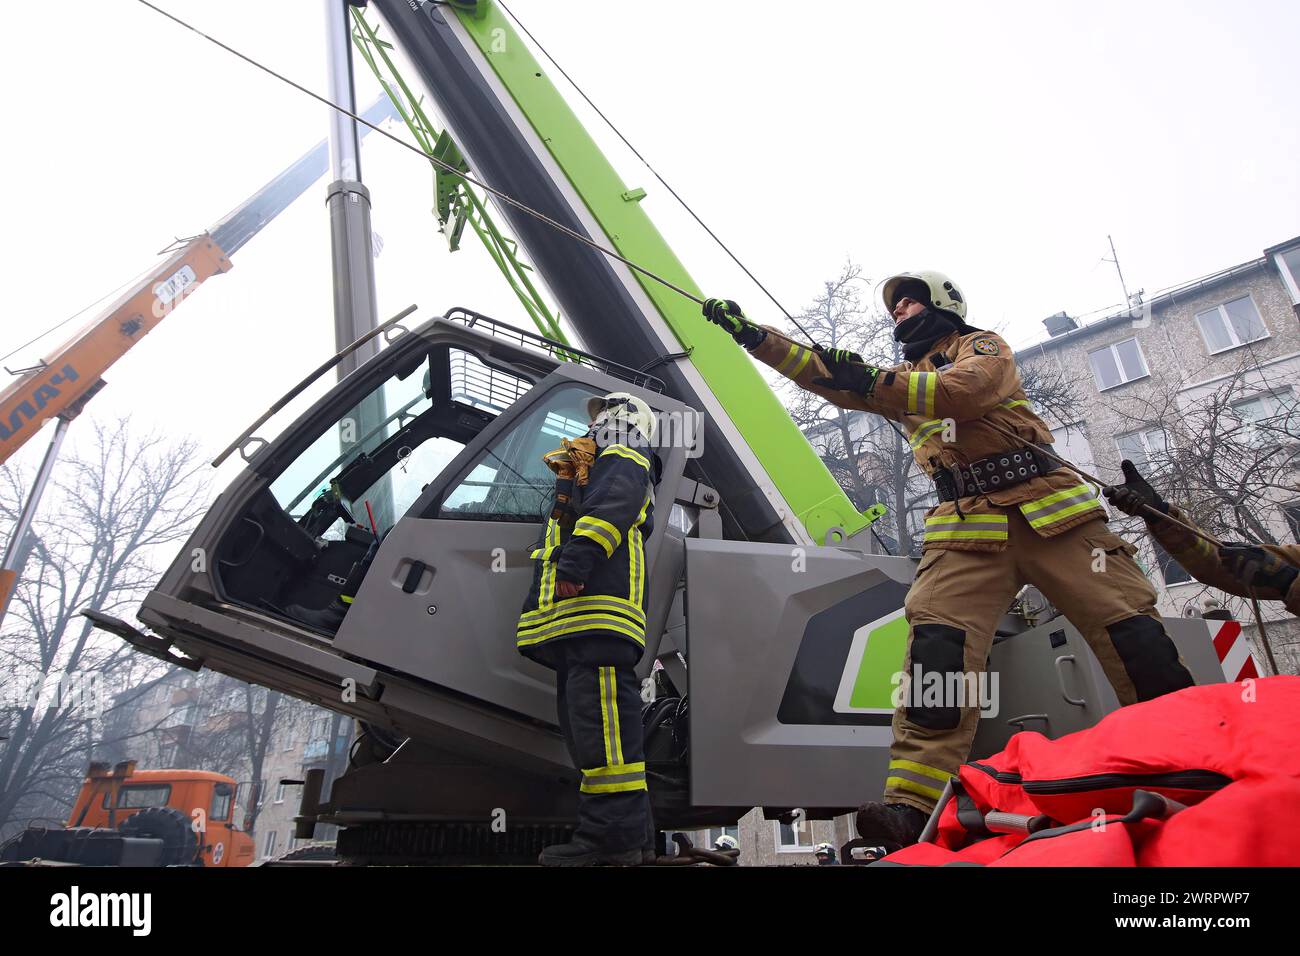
0, 237, 232, 465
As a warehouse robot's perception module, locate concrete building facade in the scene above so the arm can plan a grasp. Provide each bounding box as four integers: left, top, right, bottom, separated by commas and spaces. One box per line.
1016, 235, 1300, 674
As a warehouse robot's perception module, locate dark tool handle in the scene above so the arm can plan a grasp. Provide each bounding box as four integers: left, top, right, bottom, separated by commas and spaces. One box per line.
984, 811, 1053, 834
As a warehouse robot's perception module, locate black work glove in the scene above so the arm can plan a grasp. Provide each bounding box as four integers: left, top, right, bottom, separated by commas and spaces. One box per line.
1102, 460, 1169, 518
811, 347, 880, 396
1218, 544, 1300, 594
702, 297, 766, 349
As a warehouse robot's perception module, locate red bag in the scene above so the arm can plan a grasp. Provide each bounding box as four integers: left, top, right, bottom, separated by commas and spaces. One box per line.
883, 676, 1300, 866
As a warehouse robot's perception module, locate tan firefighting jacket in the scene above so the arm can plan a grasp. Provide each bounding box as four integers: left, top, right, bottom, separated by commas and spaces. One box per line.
750, 325, 1107, 552
1148, 505, 1300, 615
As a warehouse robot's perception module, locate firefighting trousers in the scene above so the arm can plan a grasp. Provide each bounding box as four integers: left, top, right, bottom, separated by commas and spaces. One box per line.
885, 512, 1195, 814
552, 635, 653, 851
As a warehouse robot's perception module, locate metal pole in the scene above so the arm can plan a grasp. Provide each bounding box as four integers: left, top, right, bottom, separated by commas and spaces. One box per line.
324, 0, 380, 376
0, 417, 71, 624
323, 0, 392, 527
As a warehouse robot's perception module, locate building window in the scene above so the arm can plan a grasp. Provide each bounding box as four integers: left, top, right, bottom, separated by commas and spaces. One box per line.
704, 826, 738, 848
1151, 540, 1191, 586
1115, 427, 1168, 469
774, 819, 816, 853
1088, 338, 1149, 391
1230, 390, 1297, 447
263, 830, 278, 858
275, 782, 287, 804
1275, 247, 1300, 305
1195, 296, 1268, 354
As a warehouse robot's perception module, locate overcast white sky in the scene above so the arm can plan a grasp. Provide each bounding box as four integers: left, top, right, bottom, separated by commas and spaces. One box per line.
3, 0, 1297, 492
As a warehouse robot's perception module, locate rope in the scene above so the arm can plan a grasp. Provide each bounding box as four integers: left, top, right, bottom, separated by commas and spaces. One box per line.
972, 415, 1276, 655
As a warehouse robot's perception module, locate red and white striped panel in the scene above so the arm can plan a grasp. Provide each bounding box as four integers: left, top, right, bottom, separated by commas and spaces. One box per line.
1209, 619, 1259, 682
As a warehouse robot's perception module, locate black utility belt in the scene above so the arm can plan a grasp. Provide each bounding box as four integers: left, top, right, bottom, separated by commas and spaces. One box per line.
933, 446, 1053, 502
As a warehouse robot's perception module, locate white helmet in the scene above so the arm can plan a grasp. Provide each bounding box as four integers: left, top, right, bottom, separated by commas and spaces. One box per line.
880, 270, 967, 321
713, 834, 739, 851
814, 842, 834, 856
585, 391, 657, 444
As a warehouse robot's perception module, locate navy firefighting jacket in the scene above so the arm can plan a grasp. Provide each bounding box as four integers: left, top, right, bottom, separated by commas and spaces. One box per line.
516, 439, 660, 665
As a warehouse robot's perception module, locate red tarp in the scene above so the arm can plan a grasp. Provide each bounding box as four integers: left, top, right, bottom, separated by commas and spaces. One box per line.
883, 676, 1300, 866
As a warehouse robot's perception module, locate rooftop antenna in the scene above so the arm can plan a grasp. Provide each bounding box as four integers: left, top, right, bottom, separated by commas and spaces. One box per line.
1104, 234, 1134, 311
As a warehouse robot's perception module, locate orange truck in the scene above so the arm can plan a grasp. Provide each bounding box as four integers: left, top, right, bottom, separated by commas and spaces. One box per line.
1, 760, 256, 867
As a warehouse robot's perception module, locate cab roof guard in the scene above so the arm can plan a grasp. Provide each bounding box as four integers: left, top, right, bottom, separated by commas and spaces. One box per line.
445, 306, 665, 395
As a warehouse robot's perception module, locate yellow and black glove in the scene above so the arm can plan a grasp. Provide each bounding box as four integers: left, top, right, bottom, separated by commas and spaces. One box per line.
702, 297, 766, 350
811, 347, 881, 396
1103, 460, 1170, 519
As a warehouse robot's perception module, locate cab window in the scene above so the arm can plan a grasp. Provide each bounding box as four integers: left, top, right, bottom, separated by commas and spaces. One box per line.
211, 782, 234, 822
268, 346, 529, 535
436, 384, 597, 522
103, 784, 171, 809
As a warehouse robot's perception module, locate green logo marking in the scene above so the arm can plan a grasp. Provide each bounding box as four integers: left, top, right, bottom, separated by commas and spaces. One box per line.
834, 609, 908, 713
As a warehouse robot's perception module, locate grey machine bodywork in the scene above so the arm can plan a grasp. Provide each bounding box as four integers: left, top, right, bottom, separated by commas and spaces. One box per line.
99, 310, 1229, 855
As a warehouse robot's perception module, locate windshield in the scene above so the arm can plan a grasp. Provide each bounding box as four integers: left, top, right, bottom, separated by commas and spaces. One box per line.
268, 346, 529, 535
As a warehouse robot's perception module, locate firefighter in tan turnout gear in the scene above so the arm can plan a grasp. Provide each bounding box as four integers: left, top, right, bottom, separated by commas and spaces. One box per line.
702, 271, 1195, 851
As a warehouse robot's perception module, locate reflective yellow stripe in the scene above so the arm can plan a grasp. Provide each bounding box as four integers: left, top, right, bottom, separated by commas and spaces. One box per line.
885, 775, 945, 801
539, 551, 557, 610
627, 526, 646, 604
599, 667, 615, 766
909, 419, 947, 449
574, 515, 621, 557
776, 342, 798, 373
1020, 483, 1104, 529
907, 371, 937, 417
889, 759, 954, 783
339, 595, 353, 605
515, 614, 647, 647
1000, 399, 1033, 410
1027, 498, 1103, 528
923, 514, 1008, 542
583, 761, 646, 777
777, 342, 811, 378
923, 530, 1009, 541
607, 667, 625, 765
599, 444, 650, 470
519, 594, 646, 624
580, 778, 649, 794
1023, 483, 1092, 510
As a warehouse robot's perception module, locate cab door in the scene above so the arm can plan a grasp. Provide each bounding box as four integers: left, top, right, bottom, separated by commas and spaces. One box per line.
205, 781, 236, 867
333, 365, 689, 724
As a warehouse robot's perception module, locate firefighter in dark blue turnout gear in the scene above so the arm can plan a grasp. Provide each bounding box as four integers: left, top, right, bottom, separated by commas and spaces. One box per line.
520, 391, 661, 866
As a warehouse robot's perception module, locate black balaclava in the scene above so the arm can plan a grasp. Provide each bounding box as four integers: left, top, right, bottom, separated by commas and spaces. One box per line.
890, 279, 974, 362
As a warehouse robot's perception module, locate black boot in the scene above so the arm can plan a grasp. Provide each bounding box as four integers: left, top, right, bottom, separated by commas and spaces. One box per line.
855, 801, 929, 853
539, 835, 643, 867
284, 597, 349, 632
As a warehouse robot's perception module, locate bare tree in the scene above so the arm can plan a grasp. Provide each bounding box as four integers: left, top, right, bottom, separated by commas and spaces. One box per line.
0, 418, 209, 835
1100, 345, 1300, 670
771, 262, 927, 552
